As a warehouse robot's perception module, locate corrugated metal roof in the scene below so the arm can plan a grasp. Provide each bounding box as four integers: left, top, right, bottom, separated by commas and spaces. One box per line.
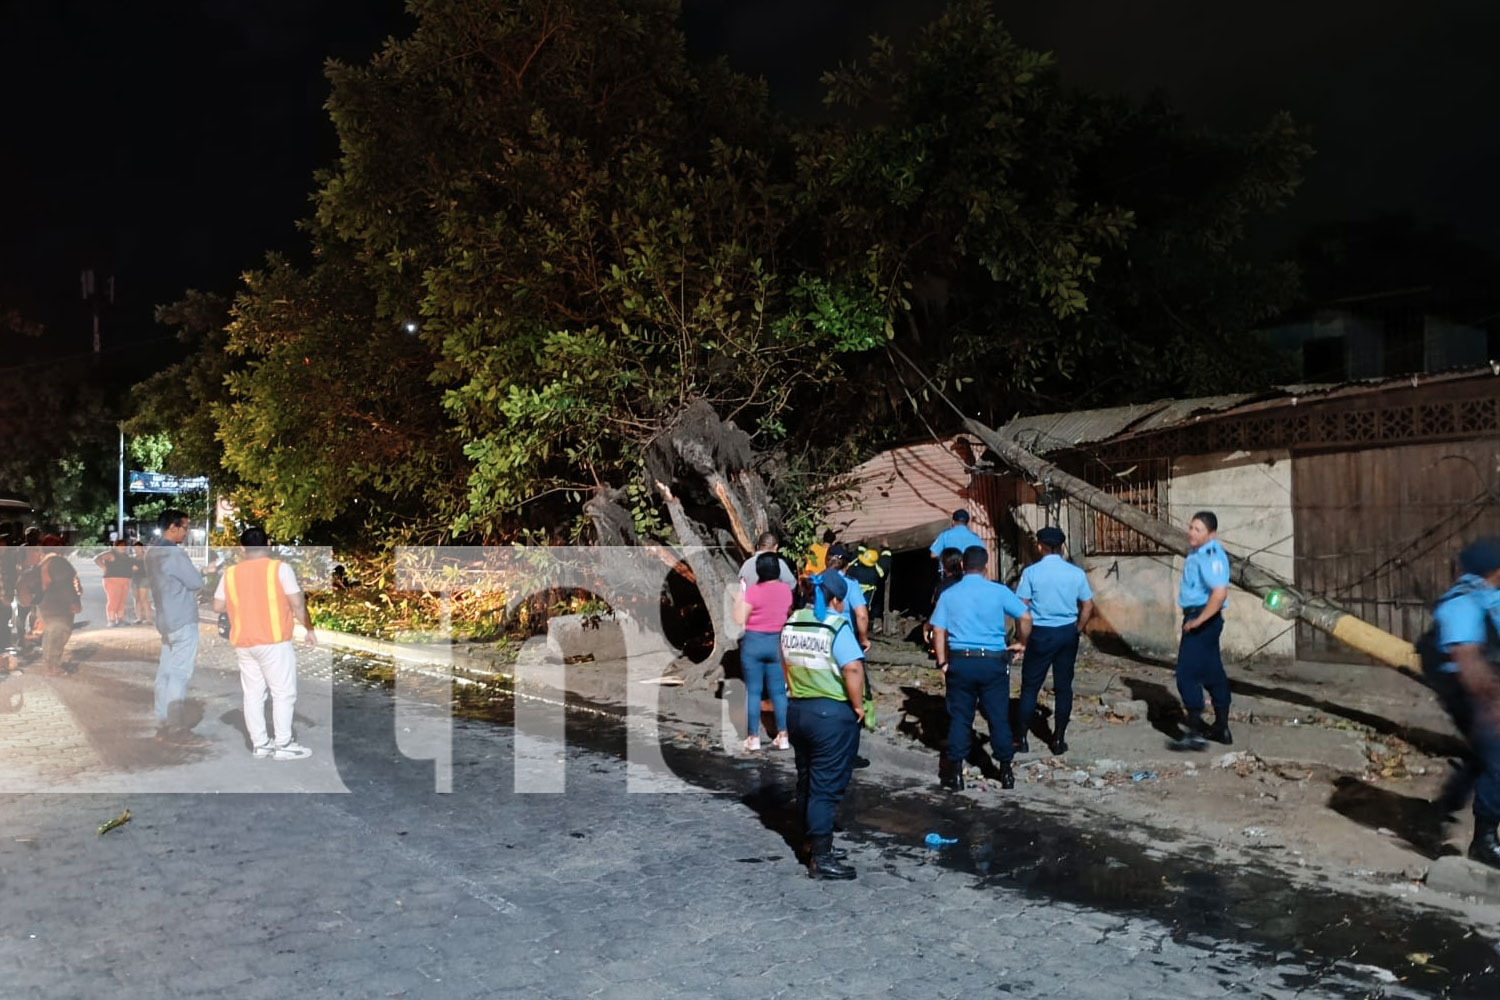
989, 366, 1500, 455
995, 403, 1167, 453
824, 436, 994, 549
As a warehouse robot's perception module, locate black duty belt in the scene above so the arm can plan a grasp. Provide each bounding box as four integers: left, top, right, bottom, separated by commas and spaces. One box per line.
949, 648, 1009, 658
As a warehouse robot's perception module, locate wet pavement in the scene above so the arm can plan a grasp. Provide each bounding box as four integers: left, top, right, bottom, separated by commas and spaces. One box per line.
2, 568, 1499, 998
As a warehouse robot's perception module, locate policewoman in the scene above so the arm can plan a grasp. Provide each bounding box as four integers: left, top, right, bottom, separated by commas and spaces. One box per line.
1015, 526, 1093, 755
1429, 537, 1500, 868
781, 570, 867, 880
930, 545, 1031, 791
1169, 511, 1233, 751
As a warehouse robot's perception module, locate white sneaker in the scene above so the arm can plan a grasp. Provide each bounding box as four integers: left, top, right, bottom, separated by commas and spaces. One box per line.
772, 734, 790, 751
743, 736, 761, 752
252, 744, 273, 759
269, 741, 312, 761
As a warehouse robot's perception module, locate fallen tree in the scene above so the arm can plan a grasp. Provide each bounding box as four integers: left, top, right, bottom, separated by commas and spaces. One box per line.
586, 400, 781, 685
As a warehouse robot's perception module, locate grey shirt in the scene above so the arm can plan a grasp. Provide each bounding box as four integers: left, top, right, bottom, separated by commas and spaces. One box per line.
147, 540, 204, 635
738, 550, 797, 588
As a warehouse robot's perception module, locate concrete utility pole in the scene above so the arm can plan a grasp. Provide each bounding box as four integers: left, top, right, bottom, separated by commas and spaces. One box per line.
963, 417, 1420, 670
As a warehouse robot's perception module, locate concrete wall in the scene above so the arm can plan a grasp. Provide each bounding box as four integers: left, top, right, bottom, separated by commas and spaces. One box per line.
1018, 450, 1295, 663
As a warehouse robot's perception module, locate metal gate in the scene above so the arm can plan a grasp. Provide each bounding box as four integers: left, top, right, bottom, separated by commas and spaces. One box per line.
1292, 438, 1500, 661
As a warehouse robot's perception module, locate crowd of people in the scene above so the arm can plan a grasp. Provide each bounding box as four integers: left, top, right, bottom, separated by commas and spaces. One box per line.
0, 512, 319, 762
748, 509, 1500, 879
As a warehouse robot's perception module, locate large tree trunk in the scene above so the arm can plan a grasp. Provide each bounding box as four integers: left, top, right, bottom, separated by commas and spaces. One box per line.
586, 399, 781, 687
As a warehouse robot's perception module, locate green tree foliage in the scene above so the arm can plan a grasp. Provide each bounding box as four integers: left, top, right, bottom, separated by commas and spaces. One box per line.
802, 2, 1311, 430
0, 366, 115, 537
140, 0, 1311, 548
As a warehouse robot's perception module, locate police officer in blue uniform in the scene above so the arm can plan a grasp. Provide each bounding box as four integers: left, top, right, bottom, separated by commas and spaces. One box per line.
1169, 511, 1233, 751
929, 510, 984, 571
1015, 526, 1093, 755
782, 570, 867, 880
930, 545, 1031, 790
1428, 538, 1500, 868
823, 544, 871, 650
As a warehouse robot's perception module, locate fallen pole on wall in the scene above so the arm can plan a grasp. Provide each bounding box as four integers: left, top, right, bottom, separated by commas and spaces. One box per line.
962, 416, 1420, 671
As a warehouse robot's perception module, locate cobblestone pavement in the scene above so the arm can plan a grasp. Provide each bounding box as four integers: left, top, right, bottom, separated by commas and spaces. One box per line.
1, 566, 1496, 997
4, 662, 1496, 999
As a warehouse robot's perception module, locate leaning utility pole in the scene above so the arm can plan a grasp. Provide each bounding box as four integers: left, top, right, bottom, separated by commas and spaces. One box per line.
964, 417, 1420, 670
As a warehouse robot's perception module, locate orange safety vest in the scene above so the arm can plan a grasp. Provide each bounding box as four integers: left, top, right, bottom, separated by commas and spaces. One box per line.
224, 558, 295, 647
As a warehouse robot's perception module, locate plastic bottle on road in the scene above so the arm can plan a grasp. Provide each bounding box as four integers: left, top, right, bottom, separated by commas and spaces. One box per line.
924, 832, 958, 847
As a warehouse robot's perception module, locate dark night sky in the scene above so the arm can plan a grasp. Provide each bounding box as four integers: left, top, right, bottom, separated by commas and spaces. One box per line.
3, 0, 1498, 367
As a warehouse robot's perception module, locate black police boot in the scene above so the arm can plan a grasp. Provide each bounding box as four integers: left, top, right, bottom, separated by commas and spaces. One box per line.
1049, 729, 1068, 755
1013, 737, 1030, 753
1168, 713, 1208, 752
999, 759, 1015, 790
1468, 817, 1500, 871
939, 757, 965, 791
1206, 717, 1233, 746
802, 840, 847, 860
808, 836, 857, 880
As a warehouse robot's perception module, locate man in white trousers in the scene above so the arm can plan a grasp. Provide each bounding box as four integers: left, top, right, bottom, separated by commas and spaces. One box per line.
213, 527, 316, 761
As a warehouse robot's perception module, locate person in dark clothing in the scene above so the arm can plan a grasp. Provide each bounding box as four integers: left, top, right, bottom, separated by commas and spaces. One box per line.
1427, 538, 1500, 869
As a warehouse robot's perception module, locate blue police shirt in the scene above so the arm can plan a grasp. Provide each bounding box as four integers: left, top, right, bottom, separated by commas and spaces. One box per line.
930, 573, 1028, 650
1017, 554, 1093, 627
1434, 575, 1500, 674
830, 619, 865, 668
929, 524, 985, 557
1179, 539, 1231, 610
840, 570, 866, 611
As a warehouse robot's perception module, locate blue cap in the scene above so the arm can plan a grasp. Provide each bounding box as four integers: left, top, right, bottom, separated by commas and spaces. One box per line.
817, 571, 848, 601
952, 509, 970, 523
1460, 537, 1500, 577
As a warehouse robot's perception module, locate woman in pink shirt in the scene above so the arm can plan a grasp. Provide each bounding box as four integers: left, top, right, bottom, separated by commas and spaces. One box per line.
733, 552, 794, 751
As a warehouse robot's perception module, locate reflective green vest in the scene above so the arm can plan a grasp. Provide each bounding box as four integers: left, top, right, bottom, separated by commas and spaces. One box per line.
781, 609, 852, 701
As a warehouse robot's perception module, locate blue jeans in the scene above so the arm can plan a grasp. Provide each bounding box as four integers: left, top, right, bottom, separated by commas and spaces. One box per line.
788, 697, 861, 838
155, 623, 200, 725
740, 630, 788, 736
1176, 611, 1230, 716
1018, 624, 1080, 738
945, 654, 1012, 764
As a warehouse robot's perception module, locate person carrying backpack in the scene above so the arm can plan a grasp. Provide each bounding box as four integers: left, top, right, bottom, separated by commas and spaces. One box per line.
1423, 537, 1500, 869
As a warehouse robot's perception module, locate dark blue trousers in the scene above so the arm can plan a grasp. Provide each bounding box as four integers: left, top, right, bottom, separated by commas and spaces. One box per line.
788, 697, 861, 839
1176, 610, 1230, 716
1471, 716, 1500, 821
945, 654, 1012, 764
1018, 624, 1079, 738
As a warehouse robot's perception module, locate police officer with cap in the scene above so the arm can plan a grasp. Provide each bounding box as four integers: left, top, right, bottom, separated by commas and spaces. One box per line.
930, 545, 1031, 790
782, 569, 867, 879
1169, 511, 1233, 751
823, 544, 871, 650
1428, 537, 1500, 868
929, 509, 984, 569
1016, 526, 1093, 755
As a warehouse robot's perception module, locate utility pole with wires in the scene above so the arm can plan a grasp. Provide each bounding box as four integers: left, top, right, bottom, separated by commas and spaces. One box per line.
885, 344, 1422, 671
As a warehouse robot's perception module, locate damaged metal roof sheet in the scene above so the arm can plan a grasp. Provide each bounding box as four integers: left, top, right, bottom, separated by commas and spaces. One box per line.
989, 365, 1500, 455
994, 396, 1260, 452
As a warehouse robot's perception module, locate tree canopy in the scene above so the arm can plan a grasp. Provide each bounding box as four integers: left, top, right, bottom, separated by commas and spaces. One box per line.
131, 0, 1311, 551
